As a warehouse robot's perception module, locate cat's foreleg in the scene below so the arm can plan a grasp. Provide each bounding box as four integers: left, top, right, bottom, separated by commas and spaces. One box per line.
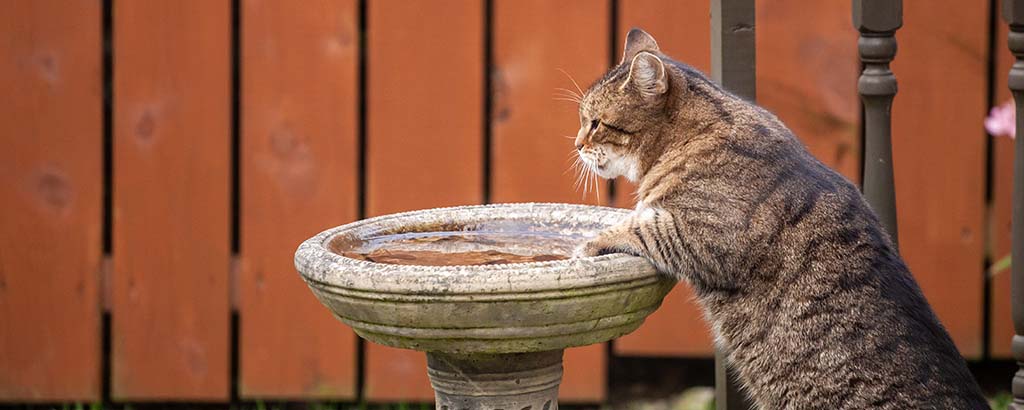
573, 216, 648, 258
575, 207, 670, 260
574, 206, 692, 280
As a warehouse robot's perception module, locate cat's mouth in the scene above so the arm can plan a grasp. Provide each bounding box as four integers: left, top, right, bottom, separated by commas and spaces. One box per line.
579, 154, 605, 171
580, 155, 614, 179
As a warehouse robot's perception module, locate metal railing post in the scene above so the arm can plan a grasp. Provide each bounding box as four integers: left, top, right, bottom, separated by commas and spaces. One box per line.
711, 0, 755, 408
854, 0, 902, 247
1002, 2, 1024, 408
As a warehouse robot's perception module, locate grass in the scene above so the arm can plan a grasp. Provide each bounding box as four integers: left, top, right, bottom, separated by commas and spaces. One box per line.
32, 391, 1015, 410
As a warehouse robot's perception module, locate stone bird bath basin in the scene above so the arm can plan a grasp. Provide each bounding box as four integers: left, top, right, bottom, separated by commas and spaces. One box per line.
294, 203, 674, 409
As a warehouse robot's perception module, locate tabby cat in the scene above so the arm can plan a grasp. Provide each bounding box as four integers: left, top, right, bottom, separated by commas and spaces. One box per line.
573, 28, 988, 409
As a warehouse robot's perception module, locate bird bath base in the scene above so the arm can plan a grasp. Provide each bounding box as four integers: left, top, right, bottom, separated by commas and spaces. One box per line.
428, 351, 562, 410
295, 204, 674, 409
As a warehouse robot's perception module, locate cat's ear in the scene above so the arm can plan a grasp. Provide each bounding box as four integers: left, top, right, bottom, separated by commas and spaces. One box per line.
624, 51, 668, 97
621, 28, 660, 64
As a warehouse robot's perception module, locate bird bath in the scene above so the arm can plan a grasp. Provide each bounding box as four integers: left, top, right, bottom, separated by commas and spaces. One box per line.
294, 203, 674, 409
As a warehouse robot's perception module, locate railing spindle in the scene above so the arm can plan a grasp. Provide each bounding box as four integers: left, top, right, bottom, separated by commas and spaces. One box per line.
710, 0, 756, 408
854, 0, 902, 247
1003, 2, 1024, 408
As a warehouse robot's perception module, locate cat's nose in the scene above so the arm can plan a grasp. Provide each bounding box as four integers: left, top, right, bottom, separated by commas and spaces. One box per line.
575, 128, 588, 150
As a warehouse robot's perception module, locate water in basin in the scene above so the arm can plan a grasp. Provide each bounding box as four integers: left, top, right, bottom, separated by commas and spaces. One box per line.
333, 220, 590, 266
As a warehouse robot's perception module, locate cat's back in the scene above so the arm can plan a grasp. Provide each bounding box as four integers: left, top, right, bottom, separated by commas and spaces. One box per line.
706, 122, 989, 409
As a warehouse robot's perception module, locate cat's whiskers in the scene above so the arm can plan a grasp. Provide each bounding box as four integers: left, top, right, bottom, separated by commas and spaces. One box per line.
582, 163, 595, 201
553, 97, 582, 105
565, 151, 582, 176
553, 83, 583, 107
552, 90, 582, 105
571, 154, 589, 194
554, 87, 582, 99
576, 163, 589, 194
556, 68, 586, 98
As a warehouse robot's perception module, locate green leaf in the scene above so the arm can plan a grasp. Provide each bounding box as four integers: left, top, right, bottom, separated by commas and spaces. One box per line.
990, 255, 1013, 277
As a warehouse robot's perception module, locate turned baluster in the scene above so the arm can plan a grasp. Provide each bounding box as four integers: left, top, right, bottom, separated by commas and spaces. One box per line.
854, 0, 902, 246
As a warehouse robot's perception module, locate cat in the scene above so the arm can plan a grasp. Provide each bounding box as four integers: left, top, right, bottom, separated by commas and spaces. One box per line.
572, 28, 989, 409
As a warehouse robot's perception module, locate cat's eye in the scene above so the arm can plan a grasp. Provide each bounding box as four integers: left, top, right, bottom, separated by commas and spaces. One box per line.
602, 122, 632, 134
589, 119, 599, 131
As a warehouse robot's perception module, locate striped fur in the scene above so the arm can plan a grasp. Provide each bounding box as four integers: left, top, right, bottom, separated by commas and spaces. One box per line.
574, 29, 987, 409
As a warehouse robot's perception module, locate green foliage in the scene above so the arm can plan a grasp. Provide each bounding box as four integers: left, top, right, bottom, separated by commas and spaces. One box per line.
991, 255, 1013, 277
990, 391, 1012, 410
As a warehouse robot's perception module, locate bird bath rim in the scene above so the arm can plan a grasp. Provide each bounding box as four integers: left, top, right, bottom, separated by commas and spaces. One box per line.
294, 202, 662, 296
294, 203, 676, 407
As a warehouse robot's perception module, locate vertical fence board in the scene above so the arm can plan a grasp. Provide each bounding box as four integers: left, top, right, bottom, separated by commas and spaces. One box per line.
112, 1, 231, 399
890, 0, 988, 358
491, 0, 608, 401
757, 0, 859, 182
240, 0, 358, 398
613, 0, 715, 357
363, 0, 484, 401
990, 8, 1016, 358
0, 1, 102, 401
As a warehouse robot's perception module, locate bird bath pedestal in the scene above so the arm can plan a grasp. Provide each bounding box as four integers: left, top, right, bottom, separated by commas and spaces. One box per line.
294, 203, 674, 409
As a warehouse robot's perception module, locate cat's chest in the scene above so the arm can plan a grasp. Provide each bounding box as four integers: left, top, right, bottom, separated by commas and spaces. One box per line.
633, 202, 659, 221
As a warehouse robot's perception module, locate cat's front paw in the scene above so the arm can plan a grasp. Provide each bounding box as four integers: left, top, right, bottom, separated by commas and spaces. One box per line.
573, 239, 617, 258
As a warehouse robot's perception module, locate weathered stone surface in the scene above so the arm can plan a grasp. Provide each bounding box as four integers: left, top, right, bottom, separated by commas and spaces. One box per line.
294, 203, 674, 354
428, 350, 562, 410
295, 203, 676, 408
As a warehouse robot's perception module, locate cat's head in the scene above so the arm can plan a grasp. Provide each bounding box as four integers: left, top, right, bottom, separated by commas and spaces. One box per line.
575, 28, 670, 182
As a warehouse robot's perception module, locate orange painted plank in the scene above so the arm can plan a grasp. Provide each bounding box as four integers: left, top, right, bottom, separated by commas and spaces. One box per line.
755, 0, 860, 182
363, 0, 484, 401
990, 7, 1015, 359
239, 0, 358, 398
990, 138, 1015, 359
0, 1, 103, 401
891, 0, 988, 358
492, 0, 609, 206
492, 0, 609, 401
112, 1, 231, 399
613, 0, 715, 358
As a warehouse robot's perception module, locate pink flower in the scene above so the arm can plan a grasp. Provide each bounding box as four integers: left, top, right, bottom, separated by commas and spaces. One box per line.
985, 99, 1016, 139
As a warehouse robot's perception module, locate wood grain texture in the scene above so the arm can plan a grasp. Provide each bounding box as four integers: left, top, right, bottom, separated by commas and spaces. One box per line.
492, 0, 610, 206
363, 0, 484, 401
112, 0, 231, 399
756, 0, 859, 182
364, 0, 484, 217
612, 0, 715, 357
990, 8, 1015, 358
491, 0, 609, 401
0, 1, 103, 401
890, 0, 988, 358
239, 0, 359, 398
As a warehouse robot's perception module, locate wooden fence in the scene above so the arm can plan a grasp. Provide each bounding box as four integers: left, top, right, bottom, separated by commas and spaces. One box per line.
0, 0, 1015, 404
